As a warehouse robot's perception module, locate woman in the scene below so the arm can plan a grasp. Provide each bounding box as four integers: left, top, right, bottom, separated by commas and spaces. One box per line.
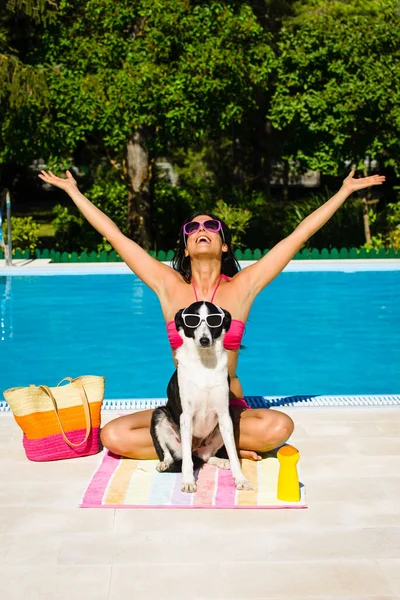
39, 168, 385, 461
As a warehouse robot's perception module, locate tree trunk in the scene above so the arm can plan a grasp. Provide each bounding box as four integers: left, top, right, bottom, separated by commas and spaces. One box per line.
262, 119, 272, 196
361, 197, 372, 244
126, 130, 153, 249
361, 159, 372, 245
282, 159, 289, 201
251, 117, 271, 195
232, 130, 244, 190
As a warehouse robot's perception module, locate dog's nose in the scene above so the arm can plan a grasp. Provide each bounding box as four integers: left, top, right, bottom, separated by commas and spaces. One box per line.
199, 337, 211, 347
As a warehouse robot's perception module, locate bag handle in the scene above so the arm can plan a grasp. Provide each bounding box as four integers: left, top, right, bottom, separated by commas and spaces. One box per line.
38, 377, 92, 448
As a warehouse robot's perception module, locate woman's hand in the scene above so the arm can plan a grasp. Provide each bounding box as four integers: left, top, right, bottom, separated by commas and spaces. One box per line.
342, 170, 385, 194
239, 168, 386, 296
38, 170, 78, 193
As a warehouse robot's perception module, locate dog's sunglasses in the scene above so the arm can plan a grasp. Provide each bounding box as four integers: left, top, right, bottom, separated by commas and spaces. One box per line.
183, 219, 225, 242
182, 312, 224, 328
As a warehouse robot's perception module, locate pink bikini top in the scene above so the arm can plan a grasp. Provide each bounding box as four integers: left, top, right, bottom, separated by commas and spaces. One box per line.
167, 273, 245, 351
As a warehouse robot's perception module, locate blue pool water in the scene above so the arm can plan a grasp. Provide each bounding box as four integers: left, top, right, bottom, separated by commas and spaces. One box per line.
0, 272, 399, 398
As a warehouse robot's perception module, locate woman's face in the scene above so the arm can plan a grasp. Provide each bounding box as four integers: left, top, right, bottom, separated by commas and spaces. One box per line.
184, 214, 228, 258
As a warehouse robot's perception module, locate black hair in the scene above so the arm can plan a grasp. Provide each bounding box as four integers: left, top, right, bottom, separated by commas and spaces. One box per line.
172, 211, 241, 283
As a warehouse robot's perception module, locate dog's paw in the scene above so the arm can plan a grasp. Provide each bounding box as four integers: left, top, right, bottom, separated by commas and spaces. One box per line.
235, 478, 253, 491
181, 480, 197, 493
207, 457, 230, 470
156, 460, 173, 472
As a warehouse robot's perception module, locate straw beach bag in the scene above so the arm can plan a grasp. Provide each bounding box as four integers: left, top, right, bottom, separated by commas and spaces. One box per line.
3, 376, 104, 461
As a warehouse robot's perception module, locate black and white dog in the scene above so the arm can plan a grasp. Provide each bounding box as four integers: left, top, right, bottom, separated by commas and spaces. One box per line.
150, 301, 252, 493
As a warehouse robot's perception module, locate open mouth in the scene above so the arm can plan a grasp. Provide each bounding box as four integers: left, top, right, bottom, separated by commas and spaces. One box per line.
196, 235, 211, 244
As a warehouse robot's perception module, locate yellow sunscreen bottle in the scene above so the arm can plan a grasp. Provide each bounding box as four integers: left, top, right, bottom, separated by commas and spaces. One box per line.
277, 444, 300, 502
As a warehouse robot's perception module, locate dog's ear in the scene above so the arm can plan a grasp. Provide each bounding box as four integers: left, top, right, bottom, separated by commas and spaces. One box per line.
222, 308, 232, 332
175, 308, 185, 330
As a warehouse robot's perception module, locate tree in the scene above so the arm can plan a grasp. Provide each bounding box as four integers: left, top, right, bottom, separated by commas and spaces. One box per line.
0, 1, 53, 171
269, 0, 400, 175
266, 0, 400, 243
36, 0, 274, 248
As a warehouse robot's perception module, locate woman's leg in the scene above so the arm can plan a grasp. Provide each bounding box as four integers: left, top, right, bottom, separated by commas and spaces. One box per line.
230, 407, 295, 460
100, 407, 294, 461
100, 410, 157, 459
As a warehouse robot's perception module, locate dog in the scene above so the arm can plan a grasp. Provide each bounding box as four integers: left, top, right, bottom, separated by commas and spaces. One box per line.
150, 300, 252, 493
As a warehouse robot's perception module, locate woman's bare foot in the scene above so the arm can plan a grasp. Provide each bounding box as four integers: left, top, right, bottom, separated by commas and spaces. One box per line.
238, 449, 262, 461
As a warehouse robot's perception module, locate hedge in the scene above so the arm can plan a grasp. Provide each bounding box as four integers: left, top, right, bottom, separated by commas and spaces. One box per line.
1, 247, 399, 262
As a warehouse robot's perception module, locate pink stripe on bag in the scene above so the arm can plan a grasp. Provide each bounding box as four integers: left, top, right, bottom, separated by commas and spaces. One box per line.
23, 427, 101, 461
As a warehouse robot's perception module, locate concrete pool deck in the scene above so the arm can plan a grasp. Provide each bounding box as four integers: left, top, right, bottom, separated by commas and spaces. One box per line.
0, 405, 400, 599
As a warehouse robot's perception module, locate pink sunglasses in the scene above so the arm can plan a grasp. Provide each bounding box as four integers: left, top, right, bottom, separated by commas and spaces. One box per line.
183, 219, 225, 242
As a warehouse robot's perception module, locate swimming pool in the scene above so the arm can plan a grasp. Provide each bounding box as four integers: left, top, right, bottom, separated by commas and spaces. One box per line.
0, 269, 399, 398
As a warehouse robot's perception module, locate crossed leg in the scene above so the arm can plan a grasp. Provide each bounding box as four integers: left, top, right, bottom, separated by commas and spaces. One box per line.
100, 407, 294, 461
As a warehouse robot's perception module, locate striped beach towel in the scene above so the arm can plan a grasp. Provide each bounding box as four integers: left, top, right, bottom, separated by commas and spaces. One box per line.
80, 450, 307, 509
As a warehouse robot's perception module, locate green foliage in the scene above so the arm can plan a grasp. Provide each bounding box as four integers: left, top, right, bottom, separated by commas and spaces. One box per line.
291, 0, 398, 19
172, 147, 214, 188
48, 165, 128, 252
361, 234, 386, 251
241, 189, 366, 250
3, 216, 40, 251
51, 204, 84, 251
51, 204, 107, 252
1, 0, 400, 253
153, 164, 252, 250
38, 0, 274, 162
0, 55, 48, 110
270, 0, 400, 174
6, 0, 57, 23
386, 201, 400, 250
212, 199, 251, 248
286, 191, 367, 249
0, 1, 52, 166
360, 199, 400, 250
85, 166, 129, 237
152, 180, 201, 251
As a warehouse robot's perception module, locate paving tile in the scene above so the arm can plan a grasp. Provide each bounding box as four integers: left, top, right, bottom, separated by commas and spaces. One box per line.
0, 566, 111, 600
301, 455, 400, 479
4, 534, 62, 565
58, 532, 148, 565
113, 496, 400, 532
219, 560, 394, 598
284, 407, 400, 423
57, 527, 400, 565
0, 481, 89, 508
0, 455, 104, 484
305, 476, 392, 503
1, 408, 400, 598
304, 498, 400, 528
0, 506, 115, 534
0, 534, 11, 560
378, 560, 400, 595
375, 422, 400, 436
299, 421, 385, 438
109, 563, 223, 600
113, 507, 310, 534
0, 484, 28, 507
298, 437, 400, 457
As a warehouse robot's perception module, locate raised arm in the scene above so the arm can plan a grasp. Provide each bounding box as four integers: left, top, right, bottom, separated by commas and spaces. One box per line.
237, 171, 386, 297
38, 170, 177, 294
